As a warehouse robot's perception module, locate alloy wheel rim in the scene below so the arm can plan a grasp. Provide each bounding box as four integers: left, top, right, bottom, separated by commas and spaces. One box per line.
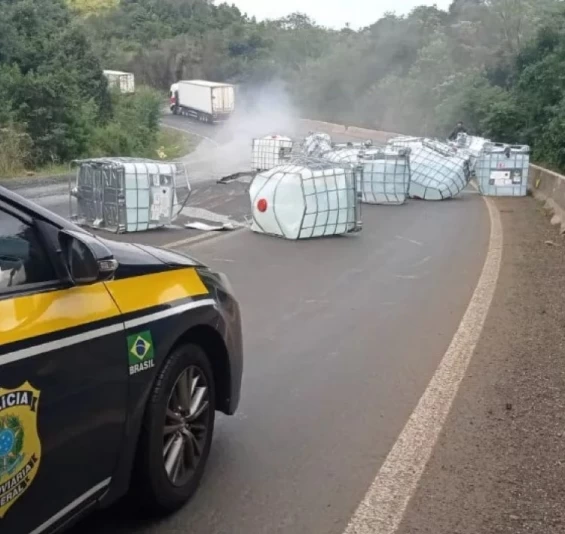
163, 365, 210, 486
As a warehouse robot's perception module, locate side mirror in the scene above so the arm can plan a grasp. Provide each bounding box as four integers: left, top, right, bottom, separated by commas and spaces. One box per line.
58, 230, 118, 285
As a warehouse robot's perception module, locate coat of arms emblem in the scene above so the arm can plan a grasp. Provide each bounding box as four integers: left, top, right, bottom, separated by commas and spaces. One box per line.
0, 382, 41, 518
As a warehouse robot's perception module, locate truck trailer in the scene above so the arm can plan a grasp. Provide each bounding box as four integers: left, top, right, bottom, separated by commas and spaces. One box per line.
103, 70, 135, 94
170, 80, 235, 123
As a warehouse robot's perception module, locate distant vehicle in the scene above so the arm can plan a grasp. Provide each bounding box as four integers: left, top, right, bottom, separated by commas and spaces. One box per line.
170, 80, 235, 123
103, 70, 135, 94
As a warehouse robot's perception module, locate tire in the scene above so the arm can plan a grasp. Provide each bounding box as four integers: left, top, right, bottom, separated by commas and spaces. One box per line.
133, 343, 216, 515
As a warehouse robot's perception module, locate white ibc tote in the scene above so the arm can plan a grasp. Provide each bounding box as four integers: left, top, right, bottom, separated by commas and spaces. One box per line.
252, 135, 294, 171
324, 146, 411, 205
408, 140, 471, 200
70, 158, 190, 233
301, 132, 333, 157
451, 133, 489, 172
475, 143, 530, 197
249, 158, 362, 239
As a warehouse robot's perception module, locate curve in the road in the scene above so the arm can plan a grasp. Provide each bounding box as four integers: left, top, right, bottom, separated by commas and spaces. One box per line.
343, 193, 502, 534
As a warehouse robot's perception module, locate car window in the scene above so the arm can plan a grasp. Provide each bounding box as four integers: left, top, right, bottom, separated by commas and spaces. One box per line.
0, 208, 57, 291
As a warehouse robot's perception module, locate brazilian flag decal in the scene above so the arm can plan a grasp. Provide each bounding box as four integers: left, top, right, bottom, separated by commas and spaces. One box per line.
127, 331, 156, 375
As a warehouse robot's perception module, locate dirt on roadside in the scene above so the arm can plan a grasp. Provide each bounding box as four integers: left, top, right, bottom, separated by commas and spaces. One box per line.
397, 196, 565, 534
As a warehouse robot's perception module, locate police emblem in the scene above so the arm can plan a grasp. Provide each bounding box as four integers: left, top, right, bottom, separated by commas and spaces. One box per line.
0, 382, 41, 518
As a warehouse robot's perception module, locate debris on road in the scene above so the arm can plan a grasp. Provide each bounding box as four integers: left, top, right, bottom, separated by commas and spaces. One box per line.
301, 132, 333, 158
70, 157, 191, 233
249, 157, 362, 239
181, 206, 246, 230
252, 135, 294, 171
324, 145, 411, 205
184, 221, 240, 232
448, 133, 490, 174
402, 139, 471, 200
476, 143, 530, 197
217, 171, 256, 184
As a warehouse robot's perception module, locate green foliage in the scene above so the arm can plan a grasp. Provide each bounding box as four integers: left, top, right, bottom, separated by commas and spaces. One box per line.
89, 88, 162, 158
0, 0, 164, 171
4, 0, 565, 171
0, 123, 32, 177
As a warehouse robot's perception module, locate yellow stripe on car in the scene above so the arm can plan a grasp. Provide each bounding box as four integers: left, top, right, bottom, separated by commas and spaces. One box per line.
104, 268, 209, 314
0, 284, 121, 346
0, 268, 208, 348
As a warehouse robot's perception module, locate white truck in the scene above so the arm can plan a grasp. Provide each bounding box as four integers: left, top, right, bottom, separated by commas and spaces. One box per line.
170, 80, 235, 123
103, 70, 135, 94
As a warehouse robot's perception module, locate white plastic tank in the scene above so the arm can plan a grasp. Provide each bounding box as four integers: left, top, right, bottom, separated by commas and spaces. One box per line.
252, 135, 294, 171
451, 133, 490, 172
302, 132, 333, 157
249, 159, 362, 239
324, 146, 411, 205
475, 143, 530, 197
408, 140, 471, 200
71, 158, 187, 233
123, 161, 177, 231
324, 147, 361, 164
358, 148, 411, 205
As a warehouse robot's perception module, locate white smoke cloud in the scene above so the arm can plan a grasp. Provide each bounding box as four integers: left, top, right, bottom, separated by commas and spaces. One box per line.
184, 80, 300, 180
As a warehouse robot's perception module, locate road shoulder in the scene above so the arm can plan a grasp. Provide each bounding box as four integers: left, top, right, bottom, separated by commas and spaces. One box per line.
397, 195, 565, 534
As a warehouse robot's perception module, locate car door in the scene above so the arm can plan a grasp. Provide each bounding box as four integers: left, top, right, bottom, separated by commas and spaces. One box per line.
0, 202, 128, 534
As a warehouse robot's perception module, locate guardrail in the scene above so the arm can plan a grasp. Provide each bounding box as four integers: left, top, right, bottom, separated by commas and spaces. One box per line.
296, 119, 402, 143
529, 165, 565, 233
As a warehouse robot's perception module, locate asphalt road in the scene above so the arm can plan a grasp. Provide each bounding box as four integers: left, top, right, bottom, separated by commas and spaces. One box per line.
68, 191, 490, 534
7, 113, 492, 533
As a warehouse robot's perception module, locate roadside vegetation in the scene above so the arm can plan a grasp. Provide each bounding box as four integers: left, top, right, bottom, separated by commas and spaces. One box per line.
2, 0, 565, 175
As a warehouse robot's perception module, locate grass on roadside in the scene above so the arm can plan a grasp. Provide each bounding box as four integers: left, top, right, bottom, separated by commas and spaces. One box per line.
0, 126, 200, 180
155, 126, 200, 160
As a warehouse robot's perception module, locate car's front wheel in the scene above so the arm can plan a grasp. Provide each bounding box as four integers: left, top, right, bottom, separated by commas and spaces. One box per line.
134, 343, 215, 514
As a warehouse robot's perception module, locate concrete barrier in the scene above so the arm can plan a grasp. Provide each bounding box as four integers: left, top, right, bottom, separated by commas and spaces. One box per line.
529, 164, 565, 233
344, 126, 401, 143
297, 118, 402, 142
297, 119, 347, 135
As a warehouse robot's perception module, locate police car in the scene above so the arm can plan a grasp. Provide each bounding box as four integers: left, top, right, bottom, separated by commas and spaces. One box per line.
0, 185, 243, 534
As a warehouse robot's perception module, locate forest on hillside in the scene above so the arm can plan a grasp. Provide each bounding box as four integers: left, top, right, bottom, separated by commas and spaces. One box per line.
2, 0, 565, 173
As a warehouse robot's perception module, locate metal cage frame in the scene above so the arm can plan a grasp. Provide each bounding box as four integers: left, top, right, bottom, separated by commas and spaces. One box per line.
69, 157, 192, 234
249, 156, 363, 239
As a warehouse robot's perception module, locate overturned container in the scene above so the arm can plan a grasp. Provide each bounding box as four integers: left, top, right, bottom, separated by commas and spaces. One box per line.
70, 157, 191, 233
252, 135, 294, 172
358, 147, 411, 205
301, 132, 333, 158
475, 143, 530, 197
451, 133, 490, 173
325, 146, 411, 205
249, 157, 362, 240
408, 140, 471, 200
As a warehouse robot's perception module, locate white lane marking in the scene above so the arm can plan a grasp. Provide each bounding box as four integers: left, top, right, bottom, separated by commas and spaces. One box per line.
343, 195, 502, 534
410, 255, 431, 268
161, 123, 219, 146
395, 235, 423, 246
124, 299, 216, 329
30, 478, 111, 534
164, 227, 246, 249
394, 274, 422, 280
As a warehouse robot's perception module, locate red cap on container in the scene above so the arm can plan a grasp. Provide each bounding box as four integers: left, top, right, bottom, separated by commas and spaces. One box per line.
257, 198, 268, 212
